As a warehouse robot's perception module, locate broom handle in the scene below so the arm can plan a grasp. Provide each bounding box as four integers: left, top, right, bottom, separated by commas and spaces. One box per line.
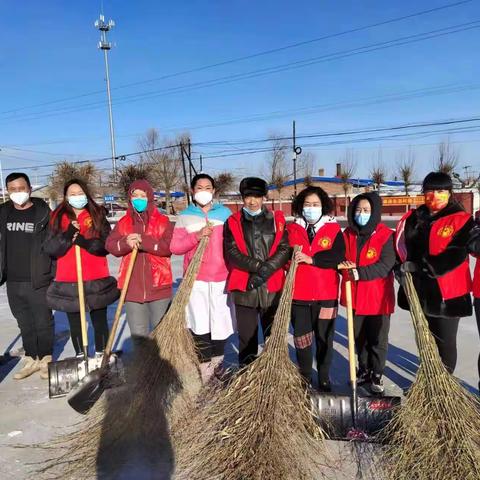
102, 247, 138, 366
75, 245, 88, 361
345, 279, 357, 385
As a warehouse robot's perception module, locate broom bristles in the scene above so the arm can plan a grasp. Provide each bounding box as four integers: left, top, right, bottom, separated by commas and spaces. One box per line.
173, 246, 334, 480
378, 272, 480, 480
36, 237, 210, 479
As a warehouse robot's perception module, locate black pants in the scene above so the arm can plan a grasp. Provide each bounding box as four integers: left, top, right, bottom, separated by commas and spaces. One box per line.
67, 308, 109, 355
191, 331, 226, 363
473, 298, 480, 383
6, 281, 54, 359
426, 315, 460, 374
291, 302, 337, 384
354, 314, 390, 376
235, 304, 277, 366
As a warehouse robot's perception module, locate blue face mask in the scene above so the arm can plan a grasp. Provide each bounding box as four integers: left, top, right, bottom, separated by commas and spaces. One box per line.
68, 194, 88, 209
355, 212, 371, 227
132, 198, 148, 213
302, 207, 322, 224
243, 206, 262, 217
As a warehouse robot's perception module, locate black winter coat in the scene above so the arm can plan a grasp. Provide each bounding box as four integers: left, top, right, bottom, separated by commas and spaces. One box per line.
397, 202, 473, 318
43, 214, 119, 312
224, 207, 291, 308
0, 197, 54, 289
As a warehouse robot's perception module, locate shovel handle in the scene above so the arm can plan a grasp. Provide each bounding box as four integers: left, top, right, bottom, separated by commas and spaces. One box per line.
345, 279, 356, 385
75, 245, 88, 357
103, 247, 138, 364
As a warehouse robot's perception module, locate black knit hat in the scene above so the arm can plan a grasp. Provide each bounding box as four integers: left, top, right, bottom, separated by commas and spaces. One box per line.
422, 171, 453, 192
239, 177, 268, 197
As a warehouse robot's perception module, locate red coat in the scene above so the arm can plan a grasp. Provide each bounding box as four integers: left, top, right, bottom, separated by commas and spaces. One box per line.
396, 209, 472, 301
287, 222, 340, 301
226, 210, 286, 293
55, 210, 110, 282
341, 224, 395, 315
106, 208, 173, 303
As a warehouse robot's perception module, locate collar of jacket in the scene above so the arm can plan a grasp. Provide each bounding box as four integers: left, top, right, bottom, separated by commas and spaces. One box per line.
417, 201, 465, 222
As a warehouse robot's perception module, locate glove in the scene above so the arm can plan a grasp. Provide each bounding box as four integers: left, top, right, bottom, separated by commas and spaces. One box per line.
247, 274, 266, 291
257, 262, 276, 280
400, 261, 419, 274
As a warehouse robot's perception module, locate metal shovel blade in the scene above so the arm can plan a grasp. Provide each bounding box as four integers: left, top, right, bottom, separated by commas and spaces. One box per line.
311, 392, 401, 440
67, 355, 124, 414
48, 357, 88, 398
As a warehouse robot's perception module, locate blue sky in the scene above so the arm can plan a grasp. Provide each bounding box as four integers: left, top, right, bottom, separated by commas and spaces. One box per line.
0, 0, 479, 185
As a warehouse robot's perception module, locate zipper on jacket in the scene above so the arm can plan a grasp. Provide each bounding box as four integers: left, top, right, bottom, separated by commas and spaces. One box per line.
140, 214, 147, 302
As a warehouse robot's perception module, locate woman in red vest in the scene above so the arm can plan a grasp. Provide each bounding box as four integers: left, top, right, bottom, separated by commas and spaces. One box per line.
224, 177, 291, 367
396, 172, 473, 374
44, 179, 119, 358
287, 186, 345, 392
339, 192, 395, 394
106, 180, 173, 346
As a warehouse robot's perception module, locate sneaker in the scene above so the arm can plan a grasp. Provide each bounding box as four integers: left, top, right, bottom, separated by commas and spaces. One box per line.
38, 355, 52, 380
13, 356, 40, 380
370, 374, 385, 394
357, 368, 371, 386
317, 380, 332, 393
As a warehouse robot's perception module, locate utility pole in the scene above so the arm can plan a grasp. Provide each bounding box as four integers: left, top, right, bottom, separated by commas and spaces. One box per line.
292, 120, 302, 196
95, 14, 117, 182
199, 155, 203, 172
180, 143, 190, 205
0, 150, 5, 202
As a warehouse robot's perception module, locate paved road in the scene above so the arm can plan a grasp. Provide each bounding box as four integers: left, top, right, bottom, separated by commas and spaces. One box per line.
0, 254, 478, 479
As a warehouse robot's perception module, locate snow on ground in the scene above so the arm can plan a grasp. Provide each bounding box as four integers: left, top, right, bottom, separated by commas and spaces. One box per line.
0, 255, 479, 479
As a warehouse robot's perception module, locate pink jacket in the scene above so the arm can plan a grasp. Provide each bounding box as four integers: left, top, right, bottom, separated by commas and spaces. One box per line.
170, 203, 231, 282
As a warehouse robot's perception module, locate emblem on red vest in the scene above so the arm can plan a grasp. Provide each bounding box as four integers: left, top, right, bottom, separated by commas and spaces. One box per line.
366, 247, 377, 259
319, 237, 332, 249
83, 217, 93, 229
438, 225, 454, 238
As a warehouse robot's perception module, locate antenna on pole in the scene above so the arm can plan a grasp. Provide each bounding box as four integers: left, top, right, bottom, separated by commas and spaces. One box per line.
95, 14, 117, 182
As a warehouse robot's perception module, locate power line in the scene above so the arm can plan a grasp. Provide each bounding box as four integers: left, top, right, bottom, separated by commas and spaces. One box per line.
3, 114, 480, 171
2, 19, 479, 124
1, 0, 472, 117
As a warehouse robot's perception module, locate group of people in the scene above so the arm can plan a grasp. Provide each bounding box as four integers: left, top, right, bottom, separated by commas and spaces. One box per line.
1, 169, 479, 394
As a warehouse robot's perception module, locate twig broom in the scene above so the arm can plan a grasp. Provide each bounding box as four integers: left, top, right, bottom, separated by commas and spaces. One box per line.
36, 237, 209, 479
173, 246, 332, 480
378, 272, 480, 480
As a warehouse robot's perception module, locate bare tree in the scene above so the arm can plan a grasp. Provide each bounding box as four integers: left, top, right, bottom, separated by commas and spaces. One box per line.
213, 172, 235, 198
264, 135, 289, 207
117, 163, 155, 197
338, 149, 357, 213
396, 148, 416, 196
298, 151, 316, 186
435, 138, 459, 175
48, 160, 98, 201
138, 128, 183, 213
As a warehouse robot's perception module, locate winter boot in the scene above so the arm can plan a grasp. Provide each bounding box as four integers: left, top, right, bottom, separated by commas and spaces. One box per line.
370, 373, 385, 394
211, 355, 226, 380
13, 356, 40, 380
39, 355, 52, 380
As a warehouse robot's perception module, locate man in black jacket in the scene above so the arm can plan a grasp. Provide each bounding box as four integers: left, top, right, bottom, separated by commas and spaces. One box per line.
0, 173, 54, 380
224, 177, 291, 366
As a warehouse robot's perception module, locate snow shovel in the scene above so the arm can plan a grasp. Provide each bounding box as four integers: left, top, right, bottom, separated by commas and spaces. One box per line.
49, 245, 91, 398
67, 247, 138, 414
311, 278, 401, 440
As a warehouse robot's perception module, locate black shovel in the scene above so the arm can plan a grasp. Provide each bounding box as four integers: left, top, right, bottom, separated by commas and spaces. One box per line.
67, 247, 138, 414
311, 279, 401, 440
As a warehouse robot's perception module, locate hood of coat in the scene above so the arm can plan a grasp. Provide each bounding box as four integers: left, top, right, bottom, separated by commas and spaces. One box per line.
347, 191, 382, 236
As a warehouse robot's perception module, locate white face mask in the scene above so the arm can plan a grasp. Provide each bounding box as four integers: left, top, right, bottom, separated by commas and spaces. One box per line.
10, 191, 30, 206
194, 191, 213, 206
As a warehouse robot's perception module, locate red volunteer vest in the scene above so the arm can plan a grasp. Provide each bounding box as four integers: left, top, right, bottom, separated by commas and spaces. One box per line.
287, 221, 340, 301
226, 210, 286, 293
396, 209, 472, 301
116, 209, 172, 289
341, 224, 395, 315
